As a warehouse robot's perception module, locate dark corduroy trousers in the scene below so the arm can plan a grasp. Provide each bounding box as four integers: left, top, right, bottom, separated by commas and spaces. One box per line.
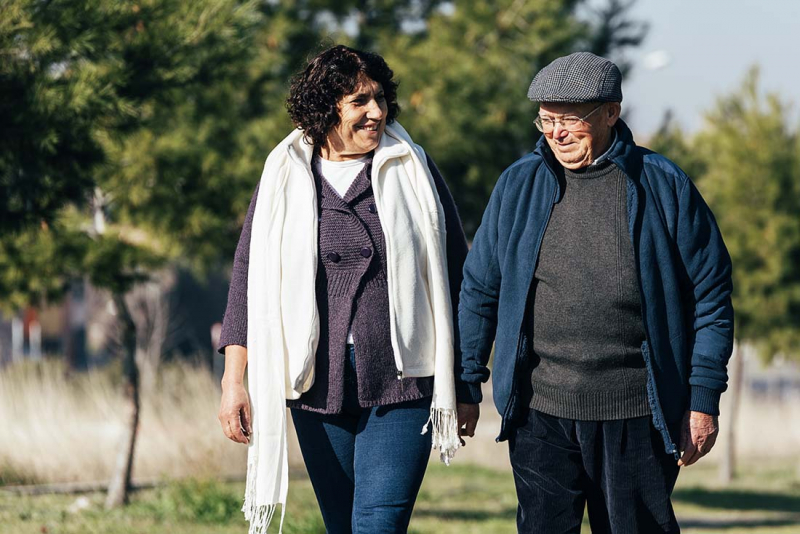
509, 409, 680, 534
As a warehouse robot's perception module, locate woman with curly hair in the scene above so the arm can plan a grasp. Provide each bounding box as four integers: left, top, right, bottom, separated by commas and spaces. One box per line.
217, 45, 478, 533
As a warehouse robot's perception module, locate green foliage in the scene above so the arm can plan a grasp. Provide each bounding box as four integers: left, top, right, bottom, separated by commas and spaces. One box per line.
0, 0, 264, 304
148, 478, 242, 524
128, 475, 326, 532
0, 0, 647, 308
645, 110, 708, 181
0, 0, 259, 231
692, 68, 800, 360
379, 0, 644, 234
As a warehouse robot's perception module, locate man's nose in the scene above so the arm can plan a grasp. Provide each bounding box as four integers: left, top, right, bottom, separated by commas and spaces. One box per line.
551, 122, 569, 138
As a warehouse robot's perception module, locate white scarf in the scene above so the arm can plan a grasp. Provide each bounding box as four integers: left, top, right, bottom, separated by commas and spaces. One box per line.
244, 122, 460, 533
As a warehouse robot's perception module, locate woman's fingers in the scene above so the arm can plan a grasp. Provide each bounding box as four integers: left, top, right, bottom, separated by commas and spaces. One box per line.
219, 385, 251, 444
227, 416, 249, 444
242, 401, 253, 436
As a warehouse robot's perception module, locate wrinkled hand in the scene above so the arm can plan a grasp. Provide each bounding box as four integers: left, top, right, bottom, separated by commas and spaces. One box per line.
678, 410, 718, 467
457, 402, 480, 446
218, 382, 252, 444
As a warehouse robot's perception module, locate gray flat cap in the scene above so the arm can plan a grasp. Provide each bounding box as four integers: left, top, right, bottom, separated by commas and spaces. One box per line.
527, 52, 622, 103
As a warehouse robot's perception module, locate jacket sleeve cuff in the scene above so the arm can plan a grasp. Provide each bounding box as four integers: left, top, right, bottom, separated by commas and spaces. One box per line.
689, 385, 722, 415
455, 381, 483, 404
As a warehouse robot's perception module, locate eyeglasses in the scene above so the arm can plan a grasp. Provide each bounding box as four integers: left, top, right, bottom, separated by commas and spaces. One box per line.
534, 104, 604, 133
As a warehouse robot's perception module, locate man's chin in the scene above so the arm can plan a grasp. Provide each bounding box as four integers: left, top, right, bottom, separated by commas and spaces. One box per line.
554, 155, 588, 170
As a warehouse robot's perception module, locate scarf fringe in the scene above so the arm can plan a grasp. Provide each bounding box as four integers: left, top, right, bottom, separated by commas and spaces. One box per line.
242, 454, 284, 534
421, 407, 461, 465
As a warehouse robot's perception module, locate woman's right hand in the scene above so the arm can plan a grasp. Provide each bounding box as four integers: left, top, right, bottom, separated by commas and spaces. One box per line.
218, 345, 252, 444
219, 382, 252, 444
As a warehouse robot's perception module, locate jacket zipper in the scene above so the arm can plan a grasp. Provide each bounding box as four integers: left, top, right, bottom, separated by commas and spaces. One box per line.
499, 164, 558, 440
619, 169, 678, 457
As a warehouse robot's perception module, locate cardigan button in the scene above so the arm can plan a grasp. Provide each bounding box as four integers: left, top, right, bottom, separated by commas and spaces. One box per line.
360, 247, 372, 258
326, 252, 341, 263
368, 204, 377, 214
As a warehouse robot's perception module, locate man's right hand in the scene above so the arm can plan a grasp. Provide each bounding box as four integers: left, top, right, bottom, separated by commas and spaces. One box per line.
457, 402, 480, 446
218, 382, 252, 444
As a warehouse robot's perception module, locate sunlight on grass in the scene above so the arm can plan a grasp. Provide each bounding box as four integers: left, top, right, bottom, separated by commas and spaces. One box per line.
2, 459, 799, 534
2, 359, 799, 534
0, 359, 247, 485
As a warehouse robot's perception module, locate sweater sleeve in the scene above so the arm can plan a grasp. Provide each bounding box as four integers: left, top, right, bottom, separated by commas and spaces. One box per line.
426, 155, 478, 404
217, 182, 260, 354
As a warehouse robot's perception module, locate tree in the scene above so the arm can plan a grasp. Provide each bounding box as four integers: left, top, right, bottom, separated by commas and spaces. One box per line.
690, 68, 800, 481
0, 0, 263, 506
646, 110, 707, 181
375, 0, 646, 234
697, 68, 800, 363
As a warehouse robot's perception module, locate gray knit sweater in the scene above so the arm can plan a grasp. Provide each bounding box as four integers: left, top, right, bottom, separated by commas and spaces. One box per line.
219, 152, 472, 413
529, 160, 651, 420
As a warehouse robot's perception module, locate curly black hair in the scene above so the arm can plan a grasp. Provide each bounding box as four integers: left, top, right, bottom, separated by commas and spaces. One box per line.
286, 45, 400, 147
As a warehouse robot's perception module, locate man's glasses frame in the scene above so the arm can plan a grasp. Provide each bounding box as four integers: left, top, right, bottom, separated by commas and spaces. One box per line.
534, 104, 604, 133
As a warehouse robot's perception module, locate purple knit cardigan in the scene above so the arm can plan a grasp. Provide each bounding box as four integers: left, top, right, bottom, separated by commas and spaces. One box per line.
219, 152, 476, 412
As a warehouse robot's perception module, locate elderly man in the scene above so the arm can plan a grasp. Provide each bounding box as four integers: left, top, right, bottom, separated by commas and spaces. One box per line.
457, 52, 734, 533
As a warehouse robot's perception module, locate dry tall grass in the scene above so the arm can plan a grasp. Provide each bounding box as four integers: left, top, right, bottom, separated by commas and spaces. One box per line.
2, 356, 798, 486
0, 359, 248, 485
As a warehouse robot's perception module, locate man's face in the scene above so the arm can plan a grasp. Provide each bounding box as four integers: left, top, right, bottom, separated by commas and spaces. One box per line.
538, 102, 620, 170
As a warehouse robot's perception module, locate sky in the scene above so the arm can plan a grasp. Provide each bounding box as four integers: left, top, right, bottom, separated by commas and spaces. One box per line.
619, 0, 800, 139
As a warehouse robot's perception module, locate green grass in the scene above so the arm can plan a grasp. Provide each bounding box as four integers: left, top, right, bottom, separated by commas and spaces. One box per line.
1, 460, 799, 534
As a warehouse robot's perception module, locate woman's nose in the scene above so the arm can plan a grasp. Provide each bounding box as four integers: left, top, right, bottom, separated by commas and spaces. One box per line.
366, 98, 384, 119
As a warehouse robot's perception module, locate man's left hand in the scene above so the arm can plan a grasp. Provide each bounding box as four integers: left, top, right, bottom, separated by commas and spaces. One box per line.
678, 410, 719, 467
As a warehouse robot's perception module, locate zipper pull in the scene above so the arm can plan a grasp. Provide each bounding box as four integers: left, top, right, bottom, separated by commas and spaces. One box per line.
396, 369, 403, 380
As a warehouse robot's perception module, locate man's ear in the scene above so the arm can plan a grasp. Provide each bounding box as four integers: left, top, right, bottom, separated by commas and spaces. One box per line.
607, 102, 622, 127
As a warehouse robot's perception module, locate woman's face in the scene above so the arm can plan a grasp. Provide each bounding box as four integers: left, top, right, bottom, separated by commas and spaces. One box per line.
321, 77, 387, 161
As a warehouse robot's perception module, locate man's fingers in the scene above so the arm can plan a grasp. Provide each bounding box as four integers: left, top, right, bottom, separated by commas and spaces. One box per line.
704, 432, 718, 454
684, 448, 701, 466
465, 419, 477, 437
679, 441, 700, 467
679, 413, 690, 452
456, 403, 480, 440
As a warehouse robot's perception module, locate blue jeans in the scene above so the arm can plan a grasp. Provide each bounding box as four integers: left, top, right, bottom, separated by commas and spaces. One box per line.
509, 409, 681, 534
291, 345, 432, 533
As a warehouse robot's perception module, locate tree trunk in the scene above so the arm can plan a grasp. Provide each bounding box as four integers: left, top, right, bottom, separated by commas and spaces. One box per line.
719, 339, 744, 484
105, 292, 140, 509
129, 270, 173, 395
